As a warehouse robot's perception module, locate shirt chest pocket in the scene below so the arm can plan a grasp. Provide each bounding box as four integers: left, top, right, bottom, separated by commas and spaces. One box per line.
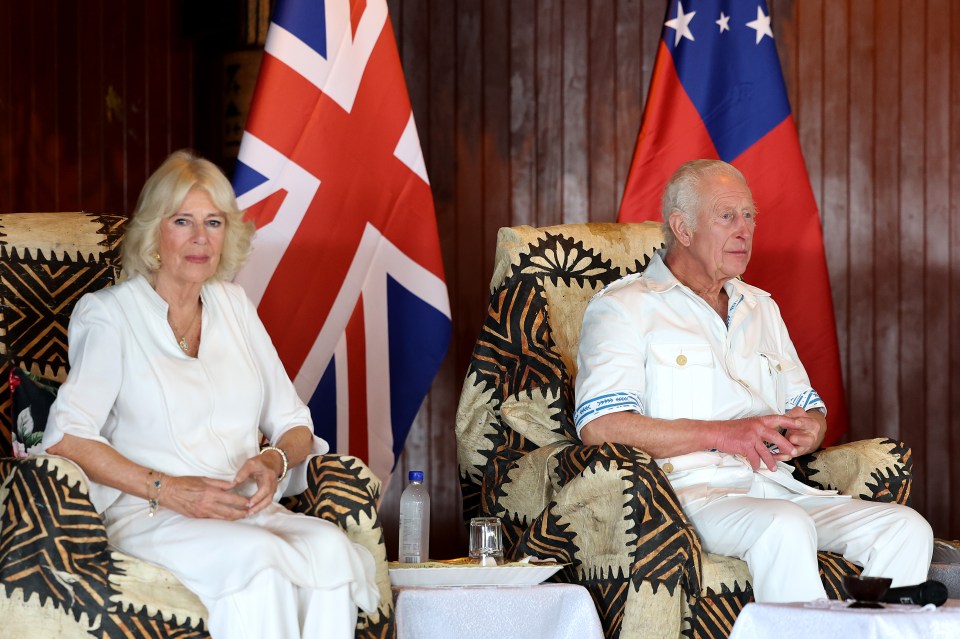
648, 344, 715, 420
754, 352, 798, 413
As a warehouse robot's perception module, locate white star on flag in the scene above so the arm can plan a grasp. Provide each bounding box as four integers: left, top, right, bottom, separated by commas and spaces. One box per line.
665, 1, 696, 46
716, 12, 730, 33
746, 5, 774, 44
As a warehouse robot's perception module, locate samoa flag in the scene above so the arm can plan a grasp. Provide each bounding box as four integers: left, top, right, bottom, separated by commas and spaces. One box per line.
232, 0, 450, 484
619, 0, 847, 444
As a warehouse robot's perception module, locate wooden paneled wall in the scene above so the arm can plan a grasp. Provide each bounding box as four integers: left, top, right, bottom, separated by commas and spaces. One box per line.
777, 0, 960, 543
3, 1, 959, 559
0, 0, 197, 214
385, 0, 960, 556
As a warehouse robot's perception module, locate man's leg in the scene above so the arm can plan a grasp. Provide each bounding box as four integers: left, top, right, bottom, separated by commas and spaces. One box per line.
784, 494, 934, 588
688, 494, 828, 602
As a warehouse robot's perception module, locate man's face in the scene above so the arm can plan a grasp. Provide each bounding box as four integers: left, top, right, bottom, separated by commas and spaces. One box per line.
687, 173, 756, 282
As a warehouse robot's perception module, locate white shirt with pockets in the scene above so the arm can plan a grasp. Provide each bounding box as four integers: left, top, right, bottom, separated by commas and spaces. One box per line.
574, 250, 839, 515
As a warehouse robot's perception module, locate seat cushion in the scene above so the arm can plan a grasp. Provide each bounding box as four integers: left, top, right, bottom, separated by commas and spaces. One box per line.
0, 455, 210, 637
9, 367, 59, 457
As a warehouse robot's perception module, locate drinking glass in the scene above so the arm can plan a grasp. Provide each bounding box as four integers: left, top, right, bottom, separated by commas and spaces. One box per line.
469, 517, 503, 566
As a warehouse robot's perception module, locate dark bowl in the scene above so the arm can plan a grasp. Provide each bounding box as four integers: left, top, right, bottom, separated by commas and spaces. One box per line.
842, 575, 892, 602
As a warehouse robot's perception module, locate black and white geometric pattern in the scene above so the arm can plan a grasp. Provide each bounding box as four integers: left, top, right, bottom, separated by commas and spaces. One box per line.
456, 222, 915, 639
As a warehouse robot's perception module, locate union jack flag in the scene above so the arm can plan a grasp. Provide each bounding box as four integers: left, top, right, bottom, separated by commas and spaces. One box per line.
232, 0, 450, 485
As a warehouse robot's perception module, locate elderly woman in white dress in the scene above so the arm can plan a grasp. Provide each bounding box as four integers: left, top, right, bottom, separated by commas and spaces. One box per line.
41, 150, 379, 639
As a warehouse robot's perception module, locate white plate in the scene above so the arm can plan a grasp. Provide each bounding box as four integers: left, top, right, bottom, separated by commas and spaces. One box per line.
389, 563, 564, 587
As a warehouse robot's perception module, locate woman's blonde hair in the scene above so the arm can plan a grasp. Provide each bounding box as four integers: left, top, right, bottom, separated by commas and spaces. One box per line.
121, 150, 254, 281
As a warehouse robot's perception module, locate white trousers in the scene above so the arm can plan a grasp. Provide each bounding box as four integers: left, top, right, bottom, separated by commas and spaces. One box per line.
202, 568, 358, 639
687, 473, 934, 603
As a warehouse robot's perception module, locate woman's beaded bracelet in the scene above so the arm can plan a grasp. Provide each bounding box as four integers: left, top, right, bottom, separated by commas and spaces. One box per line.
146, 470, 164, 517
259, 446, 288, 481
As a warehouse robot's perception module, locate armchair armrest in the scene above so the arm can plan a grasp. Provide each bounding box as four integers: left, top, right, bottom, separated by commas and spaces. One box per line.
508, 442, 700, 639
487, 441, 569, 524
515, 442, 699, 584
790, 438, 914, 505
281, 454, 395, 638
1, 454, 395, 638
1, 456, 116, 615
0, 455, 208, 636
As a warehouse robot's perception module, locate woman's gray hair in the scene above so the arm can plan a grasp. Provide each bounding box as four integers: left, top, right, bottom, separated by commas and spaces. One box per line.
660, 159, 747, 251
121, 150, 254, 281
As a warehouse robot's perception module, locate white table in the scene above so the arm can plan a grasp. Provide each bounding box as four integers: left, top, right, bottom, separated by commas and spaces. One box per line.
394, 583, 604, 639
728, 599, 960, 639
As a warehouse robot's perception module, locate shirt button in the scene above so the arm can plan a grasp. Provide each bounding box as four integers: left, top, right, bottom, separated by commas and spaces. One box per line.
676, 354, 687, 366
663, 462, 675, 473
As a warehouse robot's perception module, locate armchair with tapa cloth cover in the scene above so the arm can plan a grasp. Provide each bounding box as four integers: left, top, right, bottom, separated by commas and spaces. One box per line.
0, 212, 396, 638
455, 221, 915, 639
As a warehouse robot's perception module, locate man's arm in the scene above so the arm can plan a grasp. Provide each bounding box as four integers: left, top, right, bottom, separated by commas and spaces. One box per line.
783, 407, 826, 456
580, 412, 713, 454
580, 410, 813, 471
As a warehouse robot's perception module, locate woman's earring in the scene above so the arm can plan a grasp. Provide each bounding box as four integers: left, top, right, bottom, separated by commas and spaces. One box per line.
154, 252, 162, 267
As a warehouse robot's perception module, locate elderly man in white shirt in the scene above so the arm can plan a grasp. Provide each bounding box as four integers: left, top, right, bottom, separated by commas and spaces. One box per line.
574, 159, 933, 603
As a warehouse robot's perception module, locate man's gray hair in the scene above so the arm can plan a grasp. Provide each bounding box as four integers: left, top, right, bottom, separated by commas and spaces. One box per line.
660, 159, 747, 251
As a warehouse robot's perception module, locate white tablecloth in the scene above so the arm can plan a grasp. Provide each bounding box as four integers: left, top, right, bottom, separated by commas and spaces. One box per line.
394, 583, 604, 639
728, 599, 960, 639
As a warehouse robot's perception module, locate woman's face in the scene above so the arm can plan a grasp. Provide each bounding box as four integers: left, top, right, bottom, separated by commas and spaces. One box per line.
155, 187, 226, 289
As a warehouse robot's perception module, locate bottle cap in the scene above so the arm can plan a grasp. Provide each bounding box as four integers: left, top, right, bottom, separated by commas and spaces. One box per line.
409, 470, 424, 482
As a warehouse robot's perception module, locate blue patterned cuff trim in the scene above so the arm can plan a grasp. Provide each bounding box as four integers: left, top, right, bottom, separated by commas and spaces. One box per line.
787, 389, 826, 414
575, 391, 643, 431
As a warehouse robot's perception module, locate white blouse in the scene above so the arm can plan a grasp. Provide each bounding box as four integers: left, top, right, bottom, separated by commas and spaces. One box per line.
43, 275, 326, 512
41, 276, 378, 610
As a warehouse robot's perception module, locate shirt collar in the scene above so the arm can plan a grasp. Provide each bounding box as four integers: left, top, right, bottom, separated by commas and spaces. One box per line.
644, 248, 771, 303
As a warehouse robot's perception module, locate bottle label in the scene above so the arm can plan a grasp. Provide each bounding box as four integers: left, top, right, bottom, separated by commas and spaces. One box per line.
399, 513, 423, 562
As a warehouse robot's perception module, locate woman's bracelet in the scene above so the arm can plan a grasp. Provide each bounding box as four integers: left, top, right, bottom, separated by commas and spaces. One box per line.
259, 446, 288, 481
146, 470, 164, 517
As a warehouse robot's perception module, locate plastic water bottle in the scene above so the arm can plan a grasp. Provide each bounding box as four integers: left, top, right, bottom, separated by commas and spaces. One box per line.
398, 470, 430, 563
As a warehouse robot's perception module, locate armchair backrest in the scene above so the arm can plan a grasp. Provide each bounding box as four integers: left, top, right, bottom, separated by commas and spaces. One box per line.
0, 213, 127, 454
455, 221, 664, 520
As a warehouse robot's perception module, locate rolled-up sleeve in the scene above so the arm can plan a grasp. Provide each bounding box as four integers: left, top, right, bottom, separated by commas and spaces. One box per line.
234, 290, 330, 497
236, 291, 325, 452
41, 294, 126, 512
772, 309, 827, 415
42, 294, 123, 449
574, 294, 646, 436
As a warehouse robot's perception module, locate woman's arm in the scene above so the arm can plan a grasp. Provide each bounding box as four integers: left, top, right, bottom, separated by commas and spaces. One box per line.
48, 433, 251, 519
229, 286, 329, 513
47, 434, 155, 499
237, 425, 314, 515
273, 425, 314, 468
